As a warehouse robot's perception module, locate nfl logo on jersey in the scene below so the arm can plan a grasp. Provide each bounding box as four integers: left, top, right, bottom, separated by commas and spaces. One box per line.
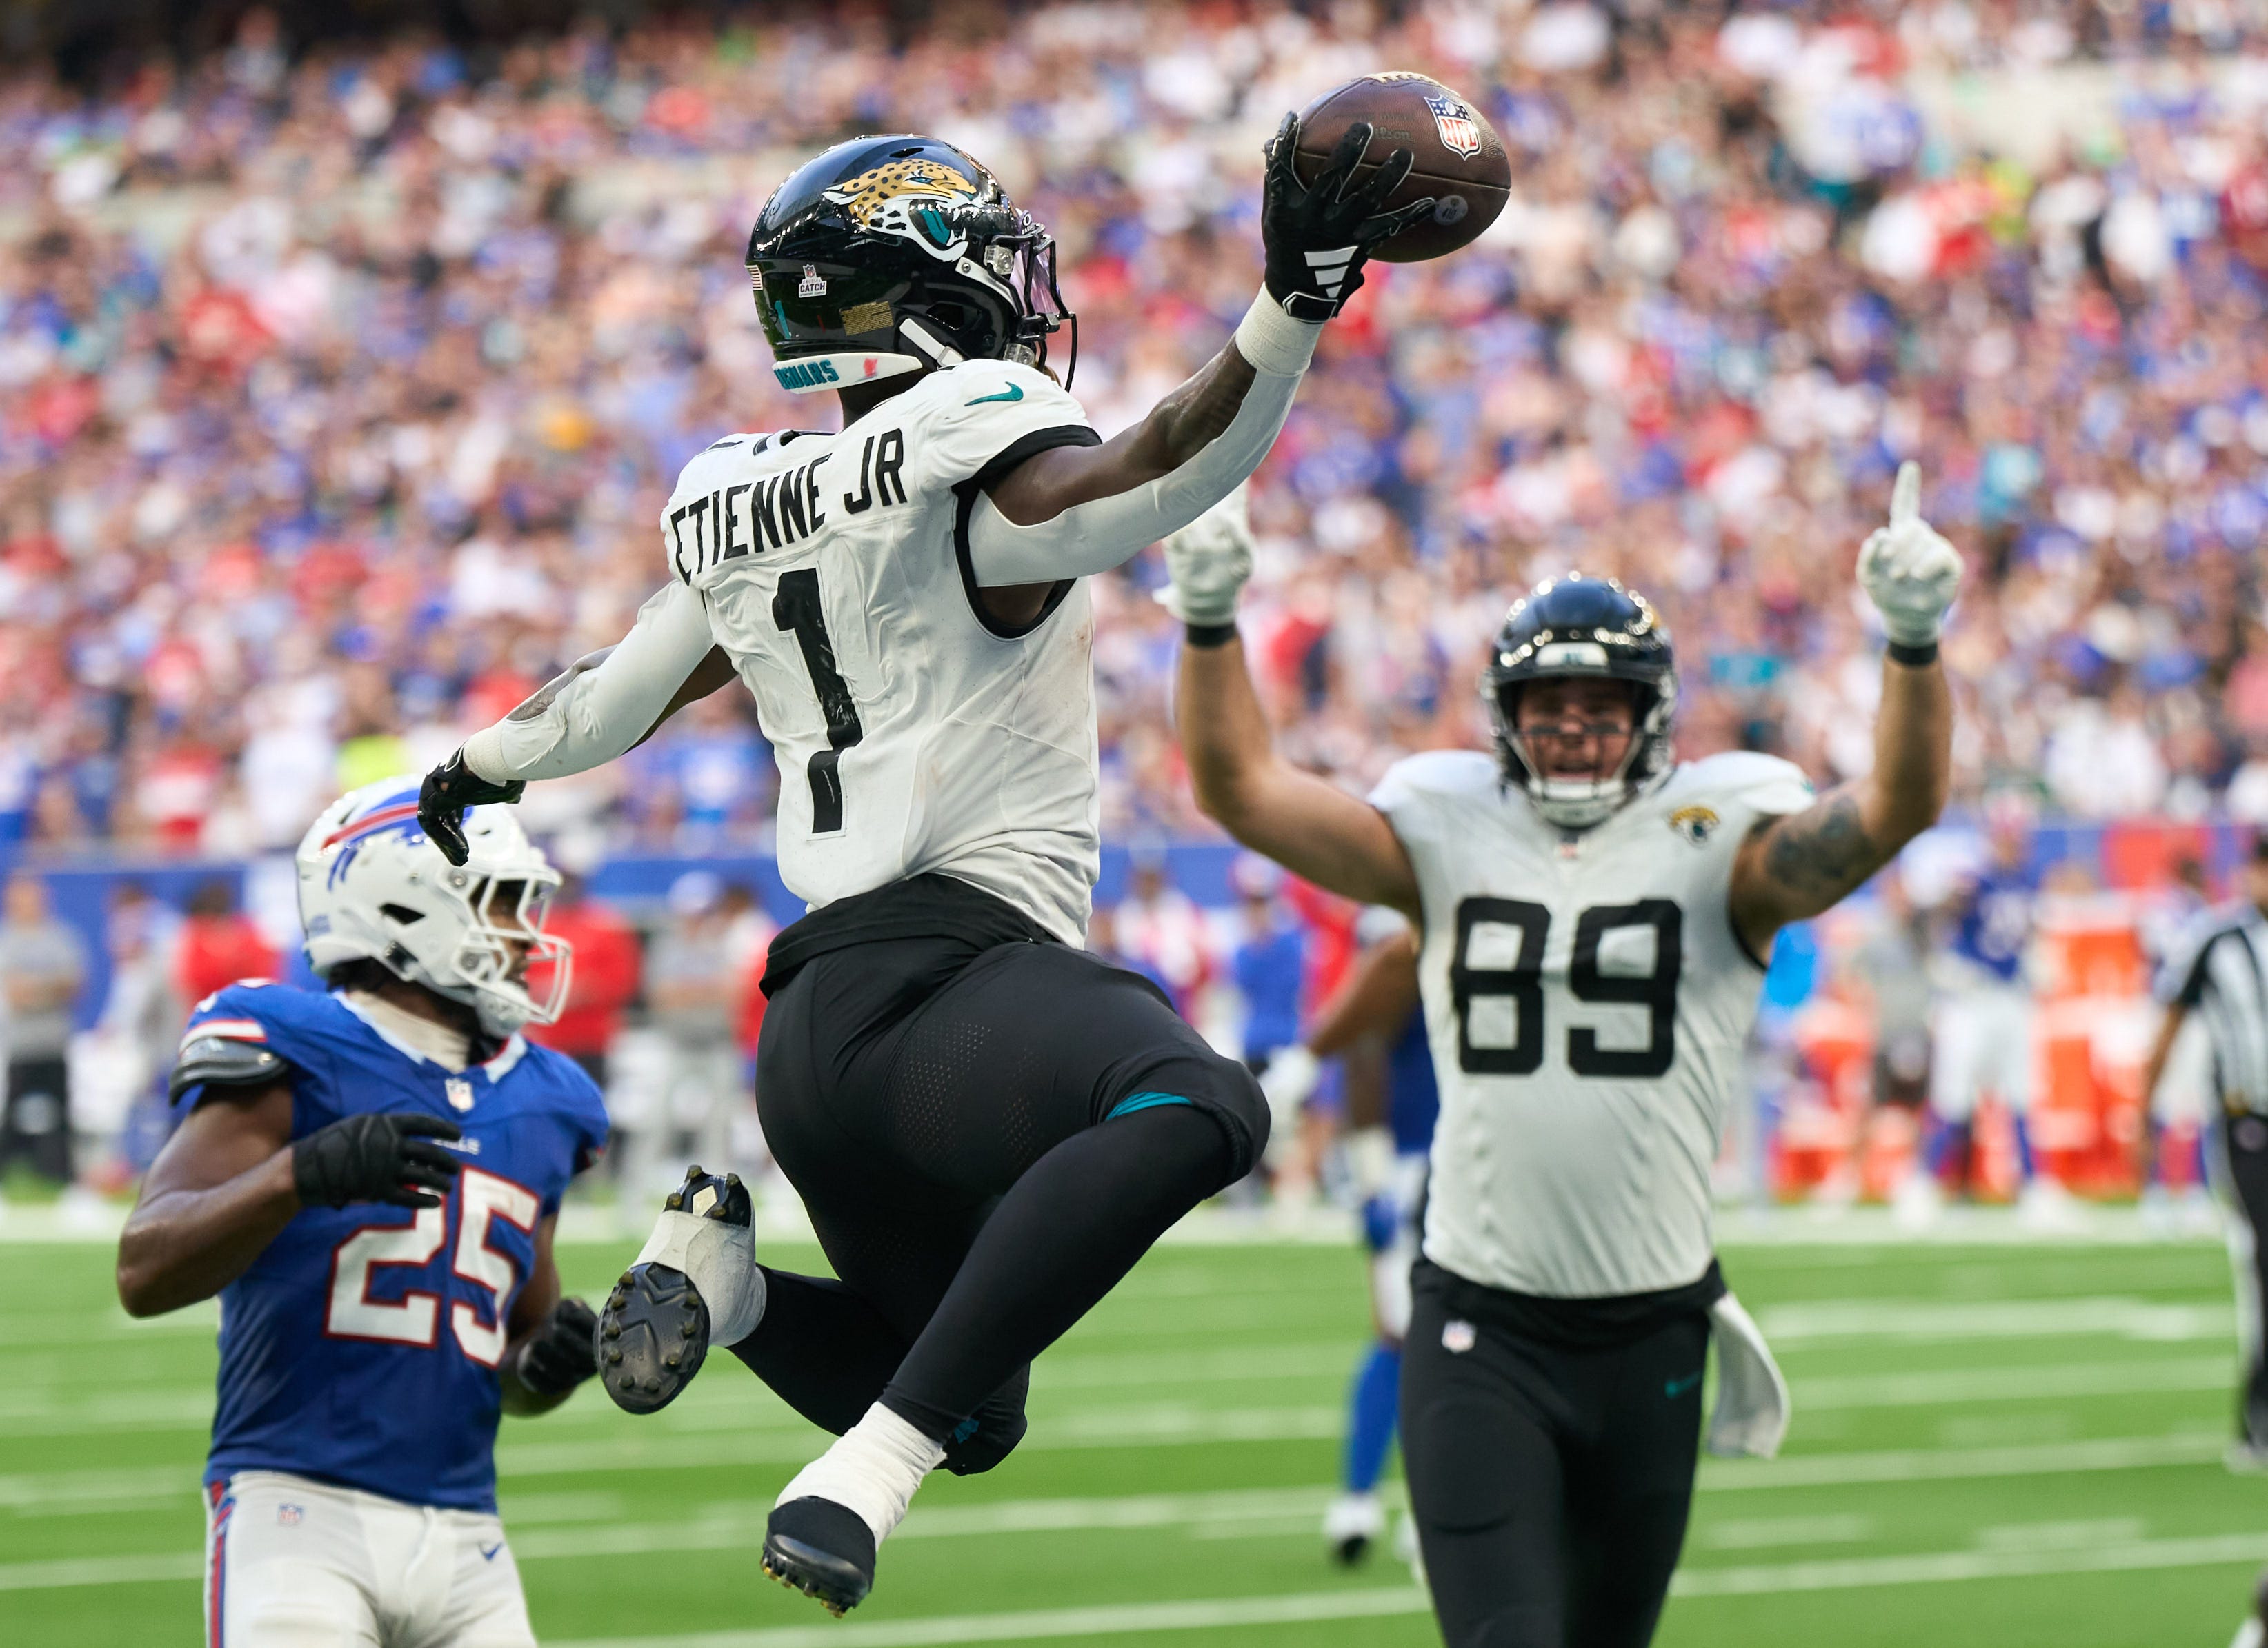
446, 1077, 475, 1111
1424, 93, 1484, 159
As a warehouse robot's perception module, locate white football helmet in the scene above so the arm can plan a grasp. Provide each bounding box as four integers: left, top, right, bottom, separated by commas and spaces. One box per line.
296, 777, 571, 1038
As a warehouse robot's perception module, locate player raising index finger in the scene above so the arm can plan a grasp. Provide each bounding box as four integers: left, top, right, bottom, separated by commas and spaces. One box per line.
1171, 466, 1958, 1648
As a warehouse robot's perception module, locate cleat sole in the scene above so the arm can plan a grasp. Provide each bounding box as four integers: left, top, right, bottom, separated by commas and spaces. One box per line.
761, 1536, 867, 1616
595, 1262, 710, 1416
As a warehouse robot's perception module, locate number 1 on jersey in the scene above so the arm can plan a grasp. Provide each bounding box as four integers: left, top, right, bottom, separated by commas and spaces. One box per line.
771, 568, 864, 833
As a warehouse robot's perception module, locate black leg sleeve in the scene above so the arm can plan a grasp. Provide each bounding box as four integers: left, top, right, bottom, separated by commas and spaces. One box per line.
879, 1101, 1233, 1439
728, 1271, 909, 1438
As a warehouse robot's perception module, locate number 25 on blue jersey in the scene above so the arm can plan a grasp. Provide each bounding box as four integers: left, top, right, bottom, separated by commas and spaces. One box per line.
325, 1168, 538, 1366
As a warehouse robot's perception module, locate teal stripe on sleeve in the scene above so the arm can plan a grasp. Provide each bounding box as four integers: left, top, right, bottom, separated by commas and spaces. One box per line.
1106, 1091, 1195, 1120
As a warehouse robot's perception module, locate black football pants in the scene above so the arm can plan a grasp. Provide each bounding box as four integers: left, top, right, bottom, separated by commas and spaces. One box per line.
1402, 1262, 1709, 1648
729, 929, 1267, 1471
2217, 1111, 2268, 1448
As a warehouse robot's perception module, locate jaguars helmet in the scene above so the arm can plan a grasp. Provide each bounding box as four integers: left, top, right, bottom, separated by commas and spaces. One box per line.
747, 135, 1075, 397
296, 777, 570, 1039
1481, 575, 1678, 830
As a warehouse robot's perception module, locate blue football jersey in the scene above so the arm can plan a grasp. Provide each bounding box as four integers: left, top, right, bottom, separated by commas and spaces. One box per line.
1386, 1007, 1439, 1158
1950, 866, 2036, 984
174, 981, 610, 1511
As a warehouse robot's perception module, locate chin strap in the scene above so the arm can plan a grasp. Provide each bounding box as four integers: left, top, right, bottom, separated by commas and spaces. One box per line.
897, 317, 966, 370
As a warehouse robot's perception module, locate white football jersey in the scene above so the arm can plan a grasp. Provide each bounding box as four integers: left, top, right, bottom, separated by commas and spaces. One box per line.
1370, 748, 1815, 1299
661, 361, 1102, 944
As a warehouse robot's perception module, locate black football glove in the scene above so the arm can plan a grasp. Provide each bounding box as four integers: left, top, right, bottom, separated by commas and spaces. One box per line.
1260, 112, 1437, 321
417, 750, 524, 868
292, 1111, 464, 1210
513, 1296, 600, 1398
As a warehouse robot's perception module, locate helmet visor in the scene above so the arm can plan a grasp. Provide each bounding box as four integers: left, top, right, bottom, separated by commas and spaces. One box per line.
750, 260, 910, 355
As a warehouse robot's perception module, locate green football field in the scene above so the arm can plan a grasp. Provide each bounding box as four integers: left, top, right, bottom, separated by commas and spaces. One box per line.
6, 1224, 2265, 1647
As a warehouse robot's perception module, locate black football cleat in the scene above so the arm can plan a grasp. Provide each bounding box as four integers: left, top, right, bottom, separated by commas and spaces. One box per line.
762, 1496, 876, 1616
597, 1166, 755, 1416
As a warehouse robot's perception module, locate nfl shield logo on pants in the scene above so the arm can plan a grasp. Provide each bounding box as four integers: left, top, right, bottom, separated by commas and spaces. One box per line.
1442, 1319, 1478, 1354
1424, 94, 1484, 159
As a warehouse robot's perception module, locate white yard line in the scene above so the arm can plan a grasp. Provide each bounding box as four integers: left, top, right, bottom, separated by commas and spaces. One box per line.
3, 1433, 2241, 1594
539, 1531, 2268, 1647
1793, 1355, 2232, 1409
1760, 1296, 2231, 1346
1668, 1529, 2268, 1597
1698, 1429, 2225, 1491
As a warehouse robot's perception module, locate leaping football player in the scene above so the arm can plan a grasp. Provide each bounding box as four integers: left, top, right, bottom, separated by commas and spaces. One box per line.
414, 119, 1434, 1615
115, 780, 610, 1648
1172, 467, 1960, 1648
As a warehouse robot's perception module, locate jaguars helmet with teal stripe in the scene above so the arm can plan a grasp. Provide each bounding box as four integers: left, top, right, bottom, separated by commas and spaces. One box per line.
746, 135, 1075, 396
1482, 575, 1679, 829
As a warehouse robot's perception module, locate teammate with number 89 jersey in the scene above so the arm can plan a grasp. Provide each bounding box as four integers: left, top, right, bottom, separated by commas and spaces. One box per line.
1173, 467, 1961, 1648
1369, 746, 1810, 1299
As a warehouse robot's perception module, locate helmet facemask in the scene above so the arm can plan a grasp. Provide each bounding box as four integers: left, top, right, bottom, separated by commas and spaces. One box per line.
410, 869, 572, 1039
1491, 677, 1672, 830
746, 136, 1077, 395
1480, 576, 1680, 832
298, 782, 574, 1044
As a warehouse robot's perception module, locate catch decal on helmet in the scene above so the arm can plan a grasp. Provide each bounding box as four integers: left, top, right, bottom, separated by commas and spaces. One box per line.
1481, 575, 1679, 830
746, 135, 1075, 396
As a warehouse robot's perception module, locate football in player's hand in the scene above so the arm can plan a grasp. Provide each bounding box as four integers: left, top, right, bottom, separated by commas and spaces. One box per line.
1294, 73, 1510, 262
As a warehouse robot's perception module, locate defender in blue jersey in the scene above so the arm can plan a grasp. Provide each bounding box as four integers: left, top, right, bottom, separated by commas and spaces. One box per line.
116, 779, 609, 1648
1918, 807, 2056, 1217
1258, 909, 1438, 1566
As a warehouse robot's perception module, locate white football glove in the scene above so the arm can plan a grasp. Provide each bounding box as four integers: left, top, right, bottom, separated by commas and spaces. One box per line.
1157, 484, 1255, 627
1257, 1042, 1320, 1161
1858, 461, 1963, 648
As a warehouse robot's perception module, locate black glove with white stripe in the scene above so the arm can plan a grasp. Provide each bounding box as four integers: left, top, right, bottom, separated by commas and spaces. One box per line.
1260, 113, 1434, 321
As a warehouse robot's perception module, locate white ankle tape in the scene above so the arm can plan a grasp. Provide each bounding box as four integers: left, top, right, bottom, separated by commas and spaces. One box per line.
635, 1204, 766, 1347
776, 1403, 945, 1547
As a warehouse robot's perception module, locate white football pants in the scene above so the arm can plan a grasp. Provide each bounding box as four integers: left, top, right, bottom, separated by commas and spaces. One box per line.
1930, 982, 2036, 1121
203, 1471, 535, 1648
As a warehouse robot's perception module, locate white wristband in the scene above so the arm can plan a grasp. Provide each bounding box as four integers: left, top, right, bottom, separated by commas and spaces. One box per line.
461, 725, 510, 784
1232, 287, 1324, 377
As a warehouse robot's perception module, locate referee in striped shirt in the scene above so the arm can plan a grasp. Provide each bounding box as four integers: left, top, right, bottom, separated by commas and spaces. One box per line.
2140, 835, 2268, 1474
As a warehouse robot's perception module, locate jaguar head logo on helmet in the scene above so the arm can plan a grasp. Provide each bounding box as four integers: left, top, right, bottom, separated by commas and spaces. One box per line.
746, 135, 1075, 398
297, 777, 572, 1039
1481, 574, 1678, 831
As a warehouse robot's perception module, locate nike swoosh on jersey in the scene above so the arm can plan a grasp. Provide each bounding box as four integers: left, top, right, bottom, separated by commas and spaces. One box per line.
966, 383, 1024, 405
480, 1543, 504, 1561
1664, 1371, 1704, 1398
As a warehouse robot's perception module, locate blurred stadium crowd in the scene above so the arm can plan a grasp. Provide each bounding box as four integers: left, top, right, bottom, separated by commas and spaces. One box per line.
3, 0, 2268, 858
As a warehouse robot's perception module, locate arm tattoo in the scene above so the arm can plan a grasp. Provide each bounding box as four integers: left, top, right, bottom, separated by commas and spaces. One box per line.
1760, 792, 1880, 906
